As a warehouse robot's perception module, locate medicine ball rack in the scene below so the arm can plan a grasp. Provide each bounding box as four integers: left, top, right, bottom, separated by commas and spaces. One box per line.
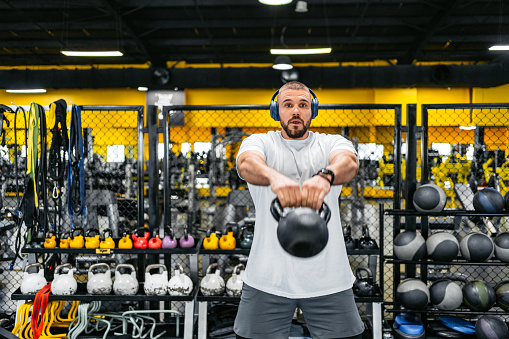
382, 103, 509, 335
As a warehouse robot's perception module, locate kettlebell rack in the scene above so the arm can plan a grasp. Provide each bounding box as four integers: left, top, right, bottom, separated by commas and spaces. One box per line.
14, 245, 199, 339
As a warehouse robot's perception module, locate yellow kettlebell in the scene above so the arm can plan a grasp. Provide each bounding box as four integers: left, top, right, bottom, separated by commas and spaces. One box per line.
219, 228, 236, 250
118, 233, 133, 249
203, 227, 220, 250
44, 231, 57, 249
59, 231, 71, 249
100, 228, 115, 249
70, 228, 85, 249
85, 228, 100, 249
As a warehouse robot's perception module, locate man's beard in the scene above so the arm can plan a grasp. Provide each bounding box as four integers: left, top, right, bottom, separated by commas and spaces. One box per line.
281, 117, 311, 139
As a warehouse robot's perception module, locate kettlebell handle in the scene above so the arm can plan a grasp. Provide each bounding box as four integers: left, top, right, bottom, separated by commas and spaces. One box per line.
55, 263, 73, 275
101, 228, 112, 240
355, 266, 373, 282
85, 228, 99, 237
134, 227, 149, 237
233, 264, 245, 275
72, 227, 84, 238
175, 264, 184, 274
145, 263, 168, 274
362, 224, 370, 238
164, 226, 174, 238
89, 262, 110, 273
270, 198, 331, 223
206, 262, 220, 275
24, 263, 43, 273
116, 263, 136, 274
206, 226, 221, 237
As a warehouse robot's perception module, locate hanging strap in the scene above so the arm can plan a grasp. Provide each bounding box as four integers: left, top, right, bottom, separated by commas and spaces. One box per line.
68, 104, 85, 228
27, 103, 39, 207
36, 103, 48, 234
48, 99, 68, 183
48, 100, 68, 234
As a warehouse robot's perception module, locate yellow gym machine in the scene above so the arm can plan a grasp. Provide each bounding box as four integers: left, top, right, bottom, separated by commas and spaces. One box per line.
431, 152, 471, 208
482, 157, 509, 196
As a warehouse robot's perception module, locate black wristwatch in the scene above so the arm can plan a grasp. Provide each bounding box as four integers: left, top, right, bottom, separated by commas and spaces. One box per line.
314, 168, 335, 186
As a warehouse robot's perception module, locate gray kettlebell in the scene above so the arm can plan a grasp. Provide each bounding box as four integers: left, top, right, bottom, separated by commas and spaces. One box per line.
270, 198, 331, 258
353, 267, 377, 297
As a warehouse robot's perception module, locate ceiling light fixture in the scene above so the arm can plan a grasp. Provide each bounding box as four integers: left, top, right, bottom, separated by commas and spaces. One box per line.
61, 50, 123, 57
6, 89, 47, 93
273, 55, 293, 70
271, 48, 331, 55
259, 0, 292, 5
138, 87, 148, 92
295, 1, 308, 12
459, 125, 476, 130
489, 45, 509, 51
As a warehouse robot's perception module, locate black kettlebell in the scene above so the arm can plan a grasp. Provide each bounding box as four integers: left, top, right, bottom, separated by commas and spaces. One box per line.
270, 198, 331, 258
359, 224, 378, 250
353, 267, 376, 297
343, 224, 358, 250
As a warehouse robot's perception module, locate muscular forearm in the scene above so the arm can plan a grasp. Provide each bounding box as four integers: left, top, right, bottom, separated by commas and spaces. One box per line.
237, 151, 279, 186
326, 150, 359, 185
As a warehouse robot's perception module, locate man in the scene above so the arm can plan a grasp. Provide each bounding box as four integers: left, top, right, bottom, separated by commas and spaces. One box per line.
234, 81, 364, 339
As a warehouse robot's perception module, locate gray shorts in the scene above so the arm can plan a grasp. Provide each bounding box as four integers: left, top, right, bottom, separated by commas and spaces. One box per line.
234, 284, 364, 339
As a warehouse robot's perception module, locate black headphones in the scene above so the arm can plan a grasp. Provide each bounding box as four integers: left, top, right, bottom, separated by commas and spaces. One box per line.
269, 88, 319, 121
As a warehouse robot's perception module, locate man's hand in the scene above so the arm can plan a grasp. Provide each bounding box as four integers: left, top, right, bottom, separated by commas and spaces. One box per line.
301, 175, 331, 210
270, 174, 302, 208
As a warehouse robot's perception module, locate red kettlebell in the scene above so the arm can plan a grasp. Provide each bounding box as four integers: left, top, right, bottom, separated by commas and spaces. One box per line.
132, 228, 150, 249
148, 229, 162, 249
179, 226, 195, 248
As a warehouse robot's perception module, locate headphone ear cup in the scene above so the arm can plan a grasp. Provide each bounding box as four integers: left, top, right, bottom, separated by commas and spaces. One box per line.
311, 98, 319, 119
270, 100, 279, 121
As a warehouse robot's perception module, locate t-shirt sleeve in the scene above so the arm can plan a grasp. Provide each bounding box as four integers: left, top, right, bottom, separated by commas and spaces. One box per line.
236, 134, 266, 180
330, 134, 358, 156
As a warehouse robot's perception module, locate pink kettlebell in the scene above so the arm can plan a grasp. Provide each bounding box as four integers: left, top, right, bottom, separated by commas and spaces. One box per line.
162, 227, 178, 249
179, 227, 195, 248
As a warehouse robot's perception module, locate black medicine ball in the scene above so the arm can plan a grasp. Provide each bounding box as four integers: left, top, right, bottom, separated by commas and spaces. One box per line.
475, 315, 509, 339
394, 231, 426, 261
413, 184, 446, 213
462, 280, 496, 312
473, 188, 505, 214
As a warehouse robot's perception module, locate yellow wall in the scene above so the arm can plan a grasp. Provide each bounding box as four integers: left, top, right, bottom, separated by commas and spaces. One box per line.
1, 85, 509, 158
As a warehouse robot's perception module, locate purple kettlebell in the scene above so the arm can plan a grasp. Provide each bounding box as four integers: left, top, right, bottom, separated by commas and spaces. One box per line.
179, 227, 195, 248
162, 227, 178, 249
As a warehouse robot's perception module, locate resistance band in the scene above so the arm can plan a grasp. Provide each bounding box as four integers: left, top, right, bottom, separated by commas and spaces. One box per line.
68, 104, 85, 228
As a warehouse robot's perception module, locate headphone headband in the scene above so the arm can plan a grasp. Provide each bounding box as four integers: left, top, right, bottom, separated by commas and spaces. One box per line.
269, 87, 319, 121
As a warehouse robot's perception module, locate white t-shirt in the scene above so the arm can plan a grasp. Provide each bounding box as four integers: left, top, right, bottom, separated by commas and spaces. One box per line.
236, 130, 358, 298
